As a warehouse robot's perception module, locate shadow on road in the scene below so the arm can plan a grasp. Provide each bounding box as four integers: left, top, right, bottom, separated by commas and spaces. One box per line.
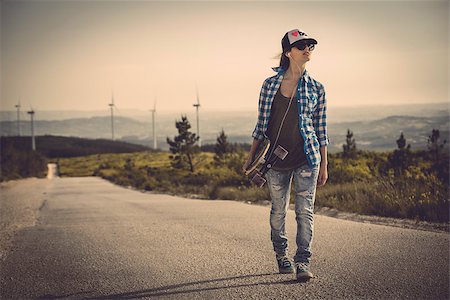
71, 272, 301, 299
36, 291, 94, 299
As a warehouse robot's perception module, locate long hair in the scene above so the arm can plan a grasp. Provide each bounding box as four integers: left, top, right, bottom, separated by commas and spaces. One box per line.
279, 33, 292, 71
279, 52, 290, 70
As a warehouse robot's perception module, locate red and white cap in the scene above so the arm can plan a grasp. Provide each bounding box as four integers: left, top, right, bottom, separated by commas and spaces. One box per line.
285, 29, 318, 45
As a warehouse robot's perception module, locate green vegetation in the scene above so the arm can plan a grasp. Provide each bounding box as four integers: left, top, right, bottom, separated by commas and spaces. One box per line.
1, 135, 150, 158
214, 129, 233, 165
57, 129, 449, 223
343, 129, 357, 159
2, 125, 448, 224
1, 140, 47, 181
166, 115, 199, 172
0, 135, 150, 181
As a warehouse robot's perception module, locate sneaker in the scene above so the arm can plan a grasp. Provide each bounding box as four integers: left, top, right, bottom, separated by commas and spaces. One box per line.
296, 262, 313, 281
276, 255, 295, 274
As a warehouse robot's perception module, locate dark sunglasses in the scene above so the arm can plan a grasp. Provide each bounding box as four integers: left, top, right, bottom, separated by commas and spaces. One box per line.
292, 41, 315, 51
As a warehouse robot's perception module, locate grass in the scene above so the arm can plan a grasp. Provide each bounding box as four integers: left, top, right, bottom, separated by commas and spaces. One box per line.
57, 150, 449, 223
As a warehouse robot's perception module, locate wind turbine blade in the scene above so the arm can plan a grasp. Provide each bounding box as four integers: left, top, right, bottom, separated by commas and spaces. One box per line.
195, 83, 200, 105
115, 104, 122, 116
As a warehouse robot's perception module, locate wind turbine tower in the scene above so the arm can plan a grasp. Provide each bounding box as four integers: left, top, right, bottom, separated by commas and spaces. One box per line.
15, 101, 21, 136
193, 84, 201, 147
149, 99, 157, 150
27, 108, 36, 151
109, 92, 115, 140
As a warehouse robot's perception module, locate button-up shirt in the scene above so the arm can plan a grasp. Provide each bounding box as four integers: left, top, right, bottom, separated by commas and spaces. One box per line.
252, 66, 330, 167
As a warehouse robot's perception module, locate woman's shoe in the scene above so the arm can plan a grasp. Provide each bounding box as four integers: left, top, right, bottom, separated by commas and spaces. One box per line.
296, 262, 313, 281
276, 255, 295, 274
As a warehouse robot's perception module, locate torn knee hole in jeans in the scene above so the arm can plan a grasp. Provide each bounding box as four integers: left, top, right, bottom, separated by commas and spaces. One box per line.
298, 190, 312, 197
271, 183, 284, 191
300, 170, 312, 177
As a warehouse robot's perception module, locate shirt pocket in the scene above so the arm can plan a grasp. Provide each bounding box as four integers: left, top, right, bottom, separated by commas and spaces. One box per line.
304, 93, 318, 117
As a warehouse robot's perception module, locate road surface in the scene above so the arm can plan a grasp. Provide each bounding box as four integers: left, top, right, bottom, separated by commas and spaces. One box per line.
0, 177, 448, 299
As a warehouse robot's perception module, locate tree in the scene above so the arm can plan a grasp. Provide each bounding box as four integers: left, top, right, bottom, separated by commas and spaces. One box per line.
342, 128, 357, 159
214, 129, 232, 164
166, 115, 199, 172
388, 132, 412, 176
427, 129, 448, 185
396, 132, 409, 150
428, 129, 447, 162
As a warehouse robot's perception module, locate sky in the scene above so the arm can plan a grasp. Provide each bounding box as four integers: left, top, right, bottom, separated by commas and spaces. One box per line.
1, 0, 449, 113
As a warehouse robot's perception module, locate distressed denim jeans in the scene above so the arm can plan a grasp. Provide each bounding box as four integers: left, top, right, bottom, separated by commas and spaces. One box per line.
265, 163, 320, 264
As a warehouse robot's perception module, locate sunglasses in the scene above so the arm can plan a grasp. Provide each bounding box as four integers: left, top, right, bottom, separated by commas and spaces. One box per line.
292, 41, 315, 51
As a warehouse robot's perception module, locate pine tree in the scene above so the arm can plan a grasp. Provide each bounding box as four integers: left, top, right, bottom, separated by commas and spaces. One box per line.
388, 132, 412, 176
166, 115, 199, 172
343, 128, 357, 159
214, 129, 231, 164
427, 129, 448, 184
428, 129, 447, 162
396, 132, 409, 150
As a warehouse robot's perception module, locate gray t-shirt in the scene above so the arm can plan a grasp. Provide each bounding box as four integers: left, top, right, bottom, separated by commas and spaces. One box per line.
266, 89, 308, 171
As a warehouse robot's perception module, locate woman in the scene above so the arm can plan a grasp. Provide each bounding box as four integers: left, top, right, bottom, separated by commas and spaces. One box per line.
243, 28, 329, 282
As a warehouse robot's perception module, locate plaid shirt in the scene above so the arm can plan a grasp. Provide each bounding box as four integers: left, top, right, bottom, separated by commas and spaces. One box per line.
252, 66, 330, 167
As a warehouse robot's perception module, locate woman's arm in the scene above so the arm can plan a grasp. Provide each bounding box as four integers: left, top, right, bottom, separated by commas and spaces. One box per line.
315, 85, 329, 186
244, 79, 268, 171
242, 138, 263, 171
320, 146, 328, 166
313, 86, 329, 148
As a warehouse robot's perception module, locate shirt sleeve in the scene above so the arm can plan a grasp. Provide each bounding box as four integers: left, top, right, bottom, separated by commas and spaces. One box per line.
251, 79, 268, 141
313, 86, 330, 147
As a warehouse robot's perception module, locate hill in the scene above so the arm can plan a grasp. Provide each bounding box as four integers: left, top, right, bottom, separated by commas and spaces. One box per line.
1, 135, 150, 158
1, 113, 447, 153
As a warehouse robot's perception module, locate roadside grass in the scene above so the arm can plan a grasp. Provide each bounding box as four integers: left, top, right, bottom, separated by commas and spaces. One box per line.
315, 177, 448, 222
57, 151, 449, 223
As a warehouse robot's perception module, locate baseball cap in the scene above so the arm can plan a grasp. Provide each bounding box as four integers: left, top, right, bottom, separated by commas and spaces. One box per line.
282, 29, 318, 51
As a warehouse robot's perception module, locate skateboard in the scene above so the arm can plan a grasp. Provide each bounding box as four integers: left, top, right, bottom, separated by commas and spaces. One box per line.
244, 139, 288, 187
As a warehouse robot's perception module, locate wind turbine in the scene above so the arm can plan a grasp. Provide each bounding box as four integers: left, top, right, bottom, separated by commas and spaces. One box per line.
149, 98, 157, 150
193, 83, 201, 147
27, 106, 36, 151
109, 92, 115, 140
15, 100, 21, 136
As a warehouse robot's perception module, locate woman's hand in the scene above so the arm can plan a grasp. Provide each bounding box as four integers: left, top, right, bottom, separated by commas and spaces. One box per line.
242, 156, 253, 172
242, 139, 262, 173
317, 162, 328, 186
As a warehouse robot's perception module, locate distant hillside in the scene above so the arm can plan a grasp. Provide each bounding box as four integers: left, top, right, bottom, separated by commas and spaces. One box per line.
1, 109, 448, 153
0, 102, 447, 123
0, 116, 145, 140
1, 135, 150, 158
328, 114, 449, 152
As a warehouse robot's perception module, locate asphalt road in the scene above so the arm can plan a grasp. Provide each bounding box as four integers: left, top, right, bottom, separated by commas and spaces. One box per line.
0, 177, 448, 299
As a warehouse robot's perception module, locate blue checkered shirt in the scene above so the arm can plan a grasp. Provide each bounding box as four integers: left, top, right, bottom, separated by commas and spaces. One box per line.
252, 66, 330, 167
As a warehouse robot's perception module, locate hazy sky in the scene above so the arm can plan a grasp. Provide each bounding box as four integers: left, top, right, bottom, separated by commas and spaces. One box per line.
1, 0, 449, 112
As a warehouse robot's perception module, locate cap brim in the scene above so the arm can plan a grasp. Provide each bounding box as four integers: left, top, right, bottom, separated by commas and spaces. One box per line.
297, 37, 318, 44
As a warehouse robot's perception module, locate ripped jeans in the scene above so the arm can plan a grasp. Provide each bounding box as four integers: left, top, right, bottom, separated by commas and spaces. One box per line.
265, 163, 320, 264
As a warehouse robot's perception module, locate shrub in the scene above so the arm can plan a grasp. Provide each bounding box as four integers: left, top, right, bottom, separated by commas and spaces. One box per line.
1, 142, 47, 181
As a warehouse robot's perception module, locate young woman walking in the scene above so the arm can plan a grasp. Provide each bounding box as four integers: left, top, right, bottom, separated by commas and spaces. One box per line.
243, 28, 329, 282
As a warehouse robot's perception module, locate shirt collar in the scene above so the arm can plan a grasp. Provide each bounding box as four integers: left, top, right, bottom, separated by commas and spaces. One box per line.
272, 66, 310, 83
